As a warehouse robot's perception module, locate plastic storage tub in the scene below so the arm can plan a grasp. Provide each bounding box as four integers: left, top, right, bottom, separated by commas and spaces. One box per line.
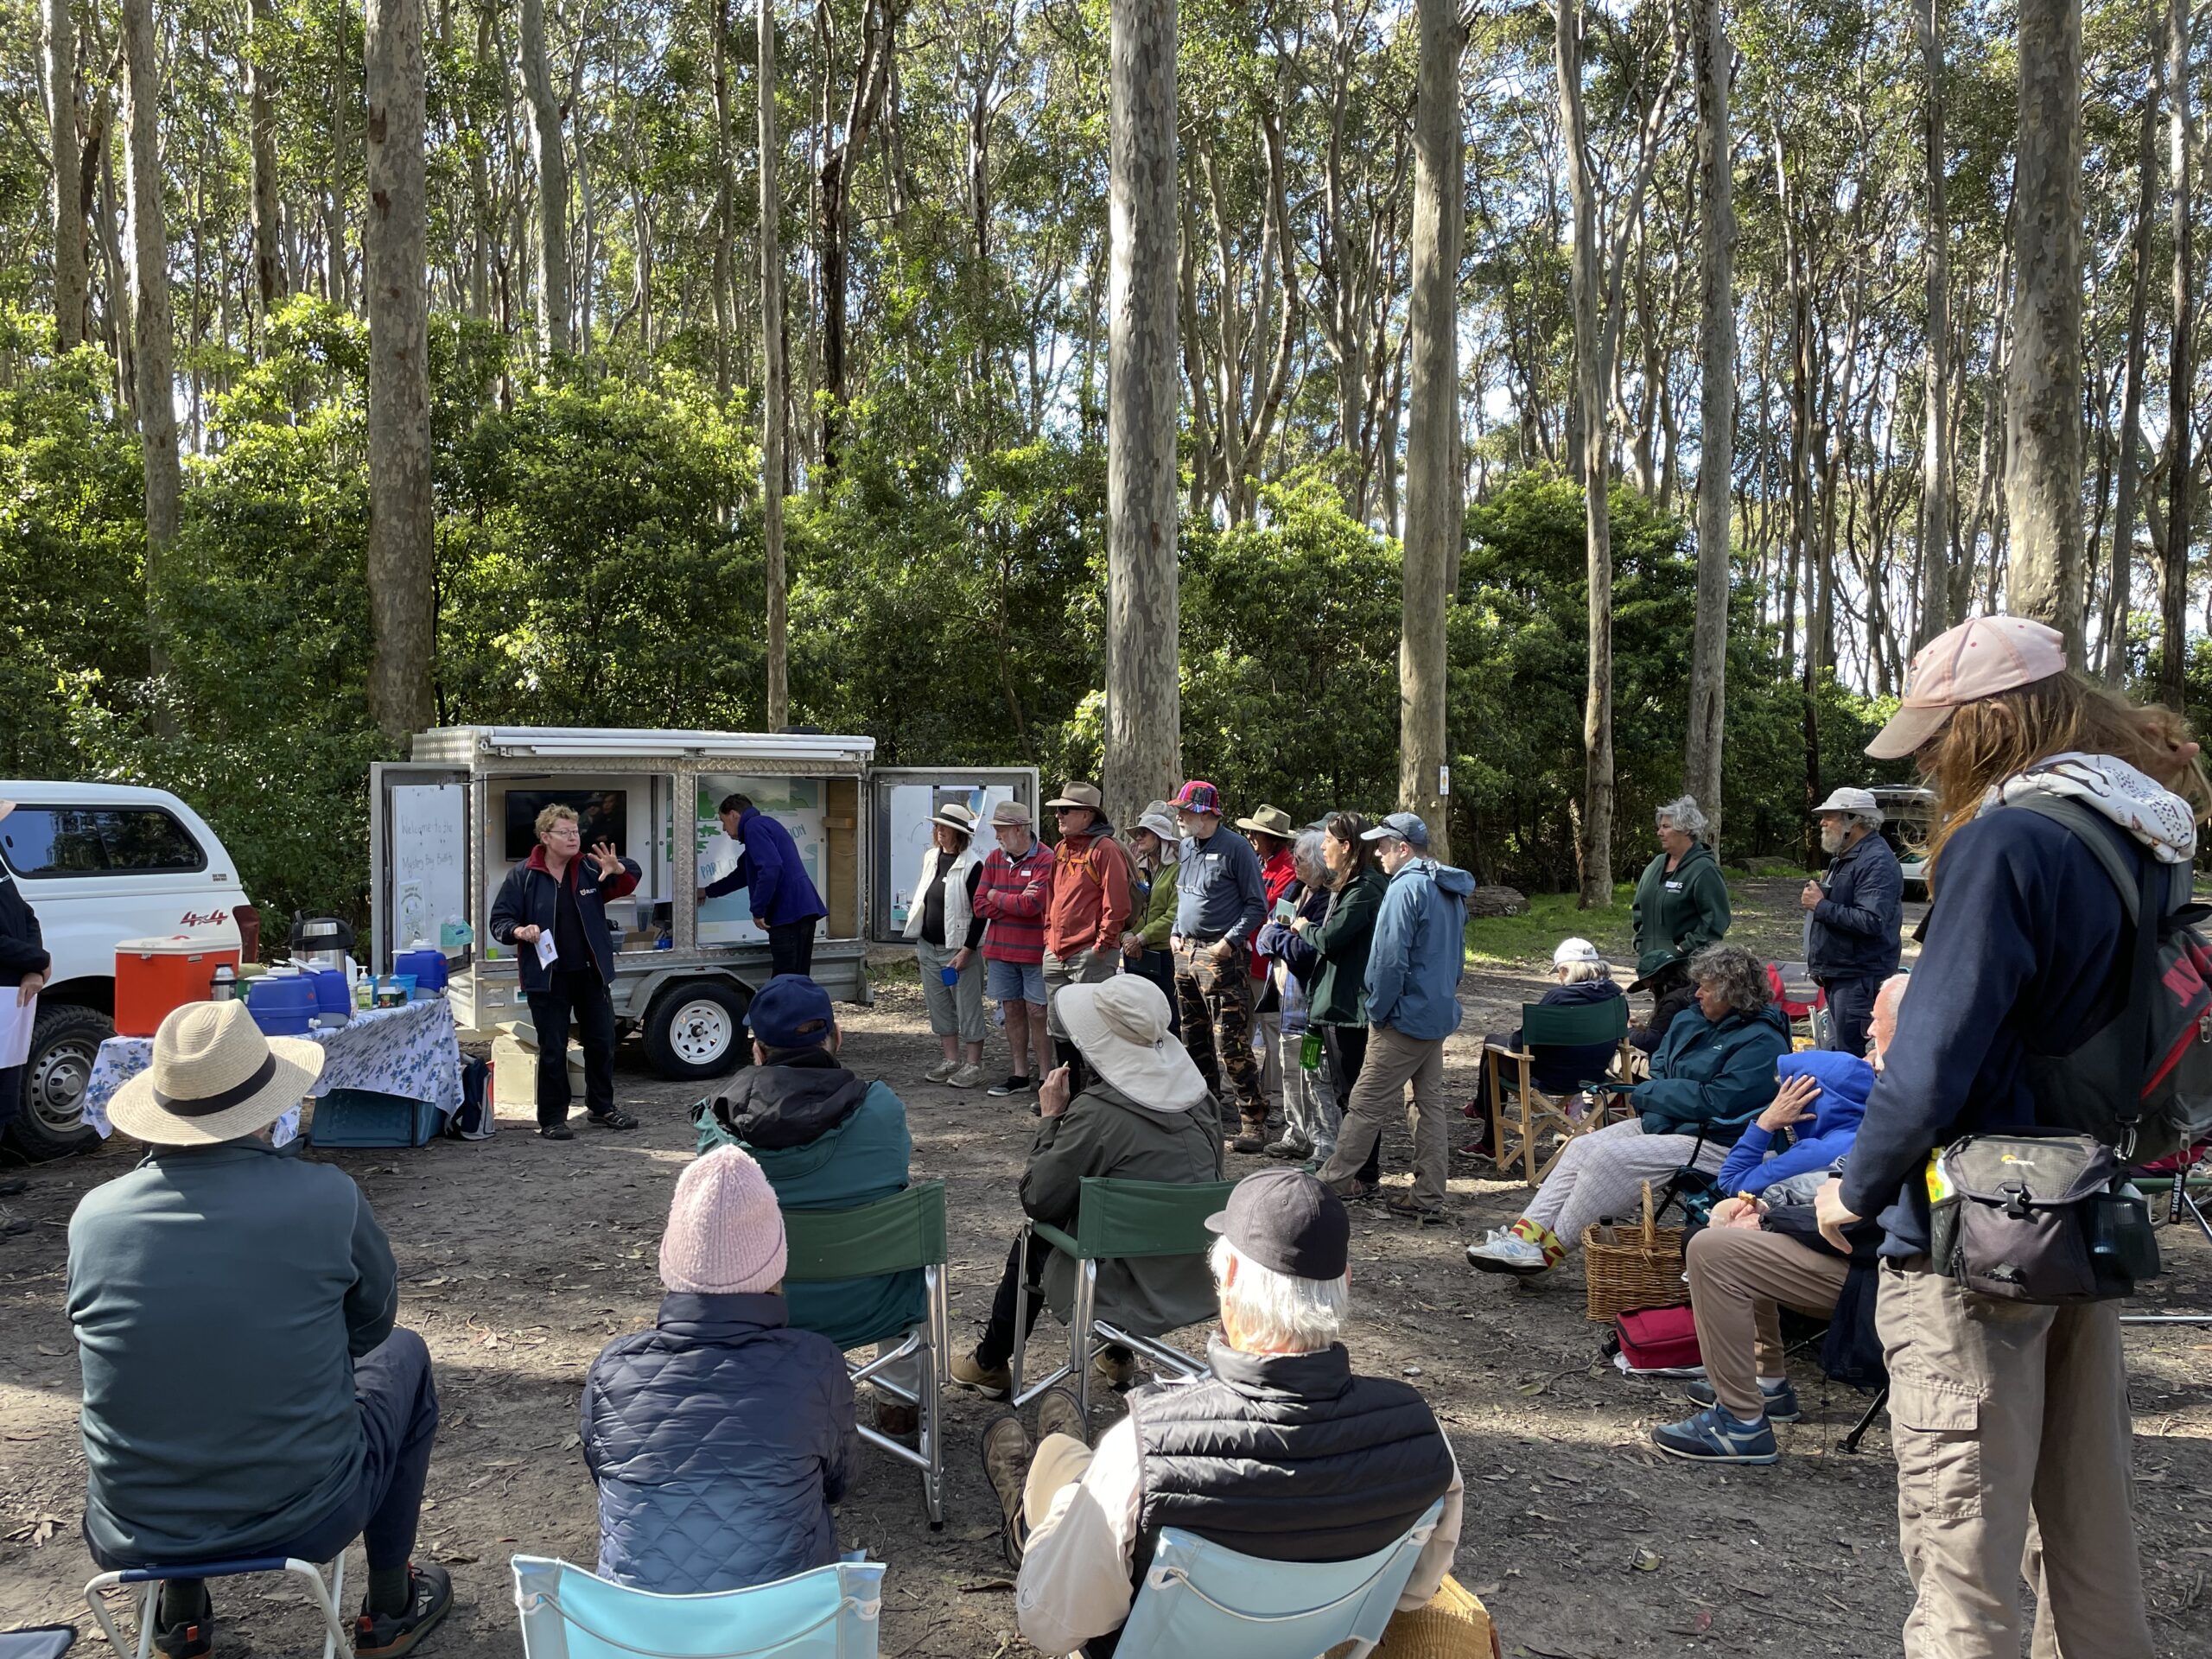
308, 1088, 441, 1148
116, 937, 242, 1037
247, 975, 319, 1036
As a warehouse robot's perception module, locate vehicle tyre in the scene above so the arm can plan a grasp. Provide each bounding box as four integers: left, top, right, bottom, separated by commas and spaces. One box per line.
641, 981, 750, 1081
6, 1002, 111, 1160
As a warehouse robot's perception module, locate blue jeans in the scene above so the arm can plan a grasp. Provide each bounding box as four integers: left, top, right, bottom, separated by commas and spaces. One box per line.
1821, 975, 1883, 1058
88, 1328, 440, 1578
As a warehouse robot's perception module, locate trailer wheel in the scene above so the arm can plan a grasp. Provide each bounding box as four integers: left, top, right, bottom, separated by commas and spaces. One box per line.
642, 981, 750, 1080
5, 1002, 111, 1160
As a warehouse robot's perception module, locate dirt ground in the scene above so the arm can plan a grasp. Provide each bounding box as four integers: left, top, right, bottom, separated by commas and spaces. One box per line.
5, 883, 2211, 1657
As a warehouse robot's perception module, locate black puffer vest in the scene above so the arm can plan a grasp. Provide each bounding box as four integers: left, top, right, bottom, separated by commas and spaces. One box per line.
1123, 1337, 1453, 1601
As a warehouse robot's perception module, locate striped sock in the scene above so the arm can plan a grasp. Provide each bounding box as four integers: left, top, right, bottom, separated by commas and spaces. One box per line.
1508, 1217, 1567, 1264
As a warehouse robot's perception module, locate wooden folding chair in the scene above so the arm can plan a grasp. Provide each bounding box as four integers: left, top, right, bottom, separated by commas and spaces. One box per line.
1485, 997, 1633, 1185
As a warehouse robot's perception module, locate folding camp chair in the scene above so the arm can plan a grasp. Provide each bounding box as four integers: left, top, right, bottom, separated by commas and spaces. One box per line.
1109, 1497, 1447, 1659
84, 1555, 348, 1659
512, 1555, 883, 1659
1010, 1176, 1238, 1418
1485, 997, 1633, 1185
780, 1181, 951, 1528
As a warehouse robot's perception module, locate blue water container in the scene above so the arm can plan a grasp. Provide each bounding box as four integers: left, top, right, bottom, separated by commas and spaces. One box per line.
310, 969, 352, 1020
248, 975, 319, 1036
394, 949, 449, 992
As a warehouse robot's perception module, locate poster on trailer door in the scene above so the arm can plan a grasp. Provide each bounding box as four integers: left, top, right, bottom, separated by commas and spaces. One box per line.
692, 776, 827, 946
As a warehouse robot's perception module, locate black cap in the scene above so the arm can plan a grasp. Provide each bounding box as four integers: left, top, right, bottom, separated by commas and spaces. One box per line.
1204, 1170, 1351, 1281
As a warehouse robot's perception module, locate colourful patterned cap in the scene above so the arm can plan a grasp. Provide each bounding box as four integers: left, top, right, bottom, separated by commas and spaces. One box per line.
1172, 779, 1222, 814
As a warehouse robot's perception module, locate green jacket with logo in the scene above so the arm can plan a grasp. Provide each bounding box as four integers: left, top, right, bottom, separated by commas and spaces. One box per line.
1631, 841, 1732, 979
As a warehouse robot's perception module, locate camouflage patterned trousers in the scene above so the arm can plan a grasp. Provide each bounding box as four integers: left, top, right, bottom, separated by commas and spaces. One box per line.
1174, 943, 1266, 1126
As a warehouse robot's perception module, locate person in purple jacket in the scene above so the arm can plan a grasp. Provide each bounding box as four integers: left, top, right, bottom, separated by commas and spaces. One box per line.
704, 794, 830, 980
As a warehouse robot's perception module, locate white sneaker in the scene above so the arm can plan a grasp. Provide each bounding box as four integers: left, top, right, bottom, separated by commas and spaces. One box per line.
1465, 1229, 1549, 1274
948, 1063, 986, 1089
925, 1058, 958, 1084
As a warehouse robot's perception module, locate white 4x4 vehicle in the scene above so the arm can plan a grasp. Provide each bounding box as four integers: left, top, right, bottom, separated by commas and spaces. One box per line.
0, 783, 259, 1159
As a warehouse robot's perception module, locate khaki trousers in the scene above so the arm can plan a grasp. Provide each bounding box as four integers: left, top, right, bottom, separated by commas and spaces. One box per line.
1319, 1025, 1450, 1206
1683, 1226, 1849, 1420
1874, 1261, 2152, 1659
1024, 1433, 1092, 1531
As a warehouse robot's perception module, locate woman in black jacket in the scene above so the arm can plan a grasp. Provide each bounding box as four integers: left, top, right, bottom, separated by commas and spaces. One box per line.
1290, 812, 1386, 1183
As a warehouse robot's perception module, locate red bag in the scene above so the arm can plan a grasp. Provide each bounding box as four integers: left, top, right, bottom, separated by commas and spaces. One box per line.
1614, 1305, 1701, 1373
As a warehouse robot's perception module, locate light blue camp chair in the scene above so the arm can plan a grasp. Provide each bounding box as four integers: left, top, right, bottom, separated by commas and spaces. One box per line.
1011, 1175, 1236, 1418
1109, 1497, 1447, 1659
779, 1181, 950, 1528
512, 1555, 884, 1659
82, 1555, 349, 1659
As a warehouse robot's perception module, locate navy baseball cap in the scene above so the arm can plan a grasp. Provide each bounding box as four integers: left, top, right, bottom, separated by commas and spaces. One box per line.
1205, 1169, 1351, 1281
1361, 810, 1431, 848
748, 975, 836, 1049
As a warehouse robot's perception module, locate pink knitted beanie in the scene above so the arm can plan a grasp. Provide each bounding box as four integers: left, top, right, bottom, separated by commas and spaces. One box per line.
658, 1147, 790, 1295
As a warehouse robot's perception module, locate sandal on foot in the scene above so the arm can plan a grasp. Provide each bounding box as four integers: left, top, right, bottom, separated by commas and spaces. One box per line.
587, 1107, 639, 1130
354, 1562, 453, 1659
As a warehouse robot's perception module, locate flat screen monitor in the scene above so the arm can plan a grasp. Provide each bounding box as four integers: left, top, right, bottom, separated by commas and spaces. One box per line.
504, 789, 628, 861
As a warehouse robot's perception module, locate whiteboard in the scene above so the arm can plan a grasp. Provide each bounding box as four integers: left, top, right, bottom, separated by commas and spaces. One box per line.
390, 784, 467, 961
885, 781, 1020, 931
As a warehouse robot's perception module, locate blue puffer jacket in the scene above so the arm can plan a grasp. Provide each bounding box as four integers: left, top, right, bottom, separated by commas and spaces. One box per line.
581, 1293, 857, 1594
1713, 1049, 1872, 1198
1364, 859, 1475, 1040
1632, 1002, 1791, 1146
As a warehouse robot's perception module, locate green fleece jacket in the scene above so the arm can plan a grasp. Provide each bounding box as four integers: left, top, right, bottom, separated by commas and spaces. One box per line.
1135, 855, 1181, 950
1020, 1079, 1224, 1338
1305, 866, 1388, 1027
1631, 841, 1732, 978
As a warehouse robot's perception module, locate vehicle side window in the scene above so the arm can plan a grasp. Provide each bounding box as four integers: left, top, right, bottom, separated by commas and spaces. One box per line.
0, 806, 208, 877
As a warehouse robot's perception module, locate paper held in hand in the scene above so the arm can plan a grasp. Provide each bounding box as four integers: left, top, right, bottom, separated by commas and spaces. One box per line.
535, 931, 559, 970
0, 993, 35, 1069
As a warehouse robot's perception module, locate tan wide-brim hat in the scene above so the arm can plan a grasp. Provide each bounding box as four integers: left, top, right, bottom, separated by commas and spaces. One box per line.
109, 1000, 325, 1146
1236, 804, 1296, 840
1054, 975, 1210, 1114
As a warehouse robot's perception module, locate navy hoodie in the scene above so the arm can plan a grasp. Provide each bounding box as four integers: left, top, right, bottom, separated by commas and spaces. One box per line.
1838, 809, 2136, 1256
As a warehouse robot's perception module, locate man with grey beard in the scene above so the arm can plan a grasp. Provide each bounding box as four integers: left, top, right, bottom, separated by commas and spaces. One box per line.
1800, 787, 1903, 1057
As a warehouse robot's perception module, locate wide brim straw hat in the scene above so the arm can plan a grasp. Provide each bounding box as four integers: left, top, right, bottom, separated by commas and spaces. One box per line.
1054, 975, 1210, 1114
108, 999, 324, 1147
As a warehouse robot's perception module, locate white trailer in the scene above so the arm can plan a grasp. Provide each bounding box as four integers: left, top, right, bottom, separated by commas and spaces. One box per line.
370, 728, 1035, 1080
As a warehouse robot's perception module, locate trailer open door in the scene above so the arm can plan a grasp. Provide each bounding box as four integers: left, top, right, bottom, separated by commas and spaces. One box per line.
866, 766, 1040, 943
369, 761, 474, 976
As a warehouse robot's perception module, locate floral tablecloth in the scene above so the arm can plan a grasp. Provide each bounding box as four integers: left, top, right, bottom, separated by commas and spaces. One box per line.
82, 997, 464, 1148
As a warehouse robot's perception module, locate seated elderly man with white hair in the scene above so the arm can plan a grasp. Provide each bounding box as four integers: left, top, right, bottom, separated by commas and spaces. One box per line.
984, 1170, 1463, 1658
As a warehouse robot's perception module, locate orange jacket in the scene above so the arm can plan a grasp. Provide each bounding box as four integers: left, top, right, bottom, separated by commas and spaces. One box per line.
1045, 824, 1135, 957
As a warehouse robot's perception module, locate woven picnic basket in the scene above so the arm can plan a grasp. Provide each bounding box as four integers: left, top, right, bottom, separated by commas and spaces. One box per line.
1580, 1180, 1687, 1323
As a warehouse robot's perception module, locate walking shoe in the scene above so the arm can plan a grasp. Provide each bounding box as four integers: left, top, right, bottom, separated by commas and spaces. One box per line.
1321, 1173, 1374, 1204
1464, 1229, 1550, 1274
874, 1397, 919, 1438
152, 1581, 213, 1659
1650, 1405, 1780, 1465
538, 1122, 575, 1141
948, 1063, 985, 1089
950, 1349, 1012, 1398
1231, 1117, 1269, 1154
1090, 1347, 1139, 1393
988, 1074, 1034, 1098
1262, 1135, 1313, 1160
925, 1058, 959, 1084
1384, 1192, 1447, 1226
587, 1107, 639, 1130
981, 1413, 1034, 1567
1684, 1376, 1802, 1423
1036, 1384, 1090, 1448
353, 1562, 453, 1658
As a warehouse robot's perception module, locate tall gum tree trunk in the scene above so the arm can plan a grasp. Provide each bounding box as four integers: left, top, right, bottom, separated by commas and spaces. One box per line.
2005, 0, 2085, 655
2104, 31, 2160, 684
250, 0, 283, 322
1914, 0, 1953, 645
1560, 0, 1612, 906
1683, 0, 1732, 844
365, 0, 435, 741
2160, 0, 2195, 706
520, 0, 570, 357
1102, 0, 1180, 829
44, 0, 84, 350
760, 0, 788, 727
1399, 0, 1463, 861
122, 0, 177, 674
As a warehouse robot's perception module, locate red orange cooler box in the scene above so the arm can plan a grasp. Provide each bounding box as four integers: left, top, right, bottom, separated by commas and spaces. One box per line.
115, 936, 242, 1037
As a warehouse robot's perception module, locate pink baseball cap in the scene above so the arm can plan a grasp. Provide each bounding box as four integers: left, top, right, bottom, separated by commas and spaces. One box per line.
1866, 615, 2068, 760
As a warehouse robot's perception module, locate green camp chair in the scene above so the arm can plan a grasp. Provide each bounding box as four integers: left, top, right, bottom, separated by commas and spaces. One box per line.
1010, 1176, 1238, 1419
780, 1180, 950, 1529
1485, 997, 1632, 1185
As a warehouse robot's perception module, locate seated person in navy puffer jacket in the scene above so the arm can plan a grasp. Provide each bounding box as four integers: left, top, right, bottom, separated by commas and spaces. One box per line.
581, 1147, 857, 1594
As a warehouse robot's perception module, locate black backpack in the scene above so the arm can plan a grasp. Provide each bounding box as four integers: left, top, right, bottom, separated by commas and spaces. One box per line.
2011, 796, 2212, 1163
